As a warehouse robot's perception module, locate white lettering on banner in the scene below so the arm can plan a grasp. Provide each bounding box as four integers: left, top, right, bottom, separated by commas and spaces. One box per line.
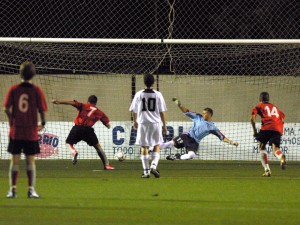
0, 122, 299, 160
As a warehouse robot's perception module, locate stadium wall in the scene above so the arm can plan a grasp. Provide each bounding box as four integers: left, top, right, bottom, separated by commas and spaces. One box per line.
0, 74, 299, 160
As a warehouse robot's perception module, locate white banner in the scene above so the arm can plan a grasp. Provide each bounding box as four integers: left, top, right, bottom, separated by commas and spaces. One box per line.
0, 121, 299, 161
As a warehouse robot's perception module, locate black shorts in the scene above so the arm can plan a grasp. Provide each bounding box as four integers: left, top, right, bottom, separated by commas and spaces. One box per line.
173, 134, 199, 152
255, 130, 282, 148
7, 139, 40, 155
66, 125, 99, 146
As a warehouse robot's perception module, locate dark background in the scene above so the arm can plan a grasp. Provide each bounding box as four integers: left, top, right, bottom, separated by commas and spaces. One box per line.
0, 0, 299, 75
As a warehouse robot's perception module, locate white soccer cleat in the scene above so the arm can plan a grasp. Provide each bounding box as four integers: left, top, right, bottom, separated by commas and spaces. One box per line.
28, 189, 40, 198
6, 190, 17, 198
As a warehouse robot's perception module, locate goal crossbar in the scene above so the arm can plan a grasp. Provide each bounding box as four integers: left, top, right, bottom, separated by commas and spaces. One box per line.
0, 38, 300, 44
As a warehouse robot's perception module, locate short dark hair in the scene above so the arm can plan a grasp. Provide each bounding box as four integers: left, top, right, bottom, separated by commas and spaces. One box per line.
204, 107, 213, 116
144, 74, 155, 87
88, 95, 97, 104
20, 61, 36, 80
259, 92, 269, 103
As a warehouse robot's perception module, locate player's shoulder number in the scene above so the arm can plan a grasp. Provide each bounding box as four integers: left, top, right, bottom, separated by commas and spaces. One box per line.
264, 105, 279, 118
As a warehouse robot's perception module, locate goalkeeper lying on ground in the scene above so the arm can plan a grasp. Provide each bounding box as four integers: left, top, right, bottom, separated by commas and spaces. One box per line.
150, 98, 238, 160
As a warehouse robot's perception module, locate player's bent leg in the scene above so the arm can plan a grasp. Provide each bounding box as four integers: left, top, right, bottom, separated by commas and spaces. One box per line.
94, 143, 114, 170
7, 155, 21, 198
160, 140, 175, 149
179, 151, 196, 160
272, 144, 286, 170
67, 144, 78, 165
150, 146, 161, 178
26, 155, 40, 198
141, 147, 150, 178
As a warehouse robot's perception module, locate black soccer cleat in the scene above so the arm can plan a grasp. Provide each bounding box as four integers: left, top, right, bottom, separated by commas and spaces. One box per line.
150, 168, 160, 178
175, 153, 181, 159
141, 174, 150, 178
166, 155, 176, 160
72, 152, 78, 165
280, 154, 287, 170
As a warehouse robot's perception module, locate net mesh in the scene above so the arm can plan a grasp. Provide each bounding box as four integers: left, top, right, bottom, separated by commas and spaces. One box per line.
0, 0, 299, 161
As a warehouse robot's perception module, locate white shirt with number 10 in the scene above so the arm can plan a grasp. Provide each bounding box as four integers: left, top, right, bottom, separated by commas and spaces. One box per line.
129, 89, 167, 124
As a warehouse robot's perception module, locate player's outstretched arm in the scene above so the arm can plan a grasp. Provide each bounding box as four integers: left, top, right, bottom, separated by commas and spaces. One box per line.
172, 97, 189, 113
223, 137, 239, 147
250, 115, 258, 137
52, 99, 76, 106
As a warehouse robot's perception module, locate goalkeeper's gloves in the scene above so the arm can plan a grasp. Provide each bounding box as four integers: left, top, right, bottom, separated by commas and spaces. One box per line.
229, 141, 239, 147
172, 97, 181, 106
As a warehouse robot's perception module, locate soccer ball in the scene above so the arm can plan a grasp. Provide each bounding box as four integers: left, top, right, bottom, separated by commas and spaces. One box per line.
116, 151, 126, 161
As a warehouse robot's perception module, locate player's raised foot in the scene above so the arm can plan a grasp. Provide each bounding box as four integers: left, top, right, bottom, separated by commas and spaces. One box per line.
104, 165, 115, 170
262, 170, 271, 177
72, 151, 78, 165
141, 174, 150, 178
28, 189, 40, 199
150, 168, 160, 178
166, 155, 175, 160
280, 154, 287, 170
6, 190, 17, 198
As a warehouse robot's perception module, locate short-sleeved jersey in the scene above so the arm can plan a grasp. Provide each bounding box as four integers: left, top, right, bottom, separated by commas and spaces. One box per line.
4, 82, 48, 140
72, 100, 110, 127
252, 102, 285, 135
184, 111, 225, 143
129, 89, 167, 124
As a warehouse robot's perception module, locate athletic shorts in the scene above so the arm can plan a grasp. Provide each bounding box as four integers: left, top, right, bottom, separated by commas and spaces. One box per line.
173, 134, 199, 152
7, 139, 40, 155
66, 125, 99, 146
135, 123, 163, 147
255, 130, 281, 148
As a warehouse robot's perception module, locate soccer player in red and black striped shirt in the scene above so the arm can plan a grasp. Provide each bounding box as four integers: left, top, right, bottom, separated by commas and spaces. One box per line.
52, 96, 114, 170
251, 92, 286, 177
4, 61, 47, 198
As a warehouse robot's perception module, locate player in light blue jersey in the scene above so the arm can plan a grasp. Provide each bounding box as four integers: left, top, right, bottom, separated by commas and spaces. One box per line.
159, 98, 238, 160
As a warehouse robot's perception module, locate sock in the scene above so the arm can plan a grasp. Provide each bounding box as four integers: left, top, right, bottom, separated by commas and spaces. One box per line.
160, 141, 174, 149
27, 164, 36, 190
260, 150, 270, 171
150, 152, 160, 170
141, 155, 150, 175
96, 147, 109, 166
274, 150, 283, 160
9, 163, 19, 191
180, 151, 196, 160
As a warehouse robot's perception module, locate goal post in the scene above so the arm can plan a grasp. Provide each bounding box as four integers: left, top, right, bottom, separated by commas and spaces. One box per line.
0, 39, 299, 161
1, 37, 300, 44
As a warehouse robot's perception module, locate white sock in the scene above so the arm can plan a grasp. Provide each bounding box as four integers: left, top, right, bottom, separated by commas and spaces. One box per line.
150, 152, 160, 170
141, 155, 150, 175
27, 164, 36, 190
260, 150, 270, 171
160, 141, 174, 149
180, 151, 196, 160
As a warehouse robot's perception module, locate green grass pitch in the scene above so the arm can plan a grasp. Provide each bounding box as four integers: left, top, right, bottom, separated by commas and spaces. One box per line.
0, 159, 299, 225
